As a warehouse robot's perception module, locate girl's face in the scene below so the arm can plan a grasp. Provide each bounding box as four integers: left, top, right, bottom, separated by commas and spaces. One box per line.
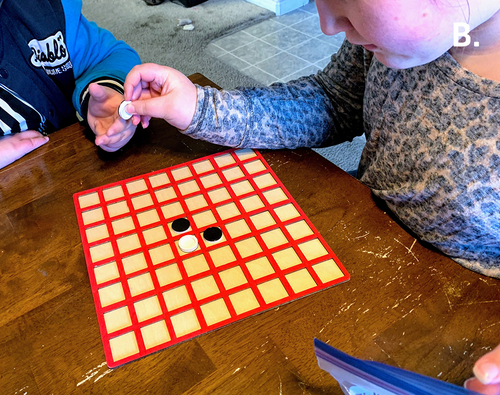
316, 0, 496, 69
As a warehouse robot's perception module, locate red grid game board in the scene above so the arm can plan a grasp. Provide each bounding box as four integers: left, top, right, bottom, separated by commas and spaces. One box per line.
74, 149, 349, 368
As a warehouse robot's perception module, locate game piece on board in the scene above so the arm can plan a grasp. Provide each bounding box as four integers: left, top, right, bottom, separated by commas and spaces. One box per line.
203, 227, 223, 242
179, 234, 199, 253
74, 148, 350, 368
118, 100, 132, 120
172, 218, 191, 233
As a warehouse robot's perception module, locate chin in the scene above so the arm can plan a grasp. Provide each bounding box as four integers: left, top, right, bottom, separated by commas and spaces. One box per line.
373, 52, 427, 70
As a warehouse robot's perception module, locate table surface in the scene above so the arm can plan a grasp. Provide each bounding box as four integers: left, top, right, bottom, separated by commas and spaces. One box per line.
1, 74, 498, 395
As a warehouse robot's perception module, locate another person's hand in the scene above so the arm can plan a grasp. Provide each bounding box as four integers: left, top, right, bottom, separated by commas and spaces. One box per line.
123, 63, 197, 130
0, 131, 49, 169
86, 83, 137, 152
465, 344, 500, 395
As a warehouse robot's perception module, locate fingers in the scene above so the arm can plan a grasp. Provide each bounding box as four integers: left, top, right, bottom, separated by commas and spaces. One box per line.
464, 378, 500, 395
474, 345, 500, 385
88, 83, 108, 103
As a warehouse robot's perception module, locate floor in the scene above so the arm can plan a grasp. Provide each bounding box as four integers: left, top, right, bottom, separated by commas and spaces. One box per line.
207, 1, 345, 86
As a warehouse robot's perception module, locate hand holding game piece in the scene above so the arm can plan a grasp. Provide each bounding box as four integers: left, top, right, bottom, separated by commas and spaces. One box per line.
465, 344, 500, 394
123, 63, 197, 130
0, 131, 49, 169
86, 83, 137, 152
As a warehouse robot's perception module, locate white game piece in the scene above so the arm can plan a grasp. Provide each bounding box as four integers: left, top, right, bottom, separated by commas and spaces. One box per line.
179, 235, 198, 253
118, 100, 133, 120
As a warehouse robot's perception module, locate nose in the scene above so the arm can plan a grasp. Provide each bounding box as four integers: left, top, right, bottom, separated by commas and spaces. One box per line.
316, 0, 353, 36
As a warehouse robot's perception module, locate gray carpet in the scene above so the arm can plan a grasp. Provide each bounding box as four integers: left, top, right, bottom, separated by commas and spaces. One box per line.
82, 0, 364, 173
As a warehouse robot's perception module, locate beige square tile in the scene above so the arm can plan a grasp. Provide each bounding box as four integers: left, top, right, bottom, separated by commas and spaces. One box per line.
298, 239, 328, 261
207, 187, 231, 204
285, 220, 313, 240
161, 201, 184, 219
185, 195, 208, 211
219, 266, 247, 290
191, 275, 220, 300
149, 172, 169, 188
178, 180, 199, 195
230, 180, 254, 196
193, 159, 214, 174
155, 186, 176, 203
78, 192, 100, 209
209, 245, 236, 267
229, 288, 260, 315
112, 216, 135, 235
201, 298, 231, 326
104, 306, 132, 334
171, 309, 201, 337
312, 259, 344, 283
107, 200, 129, 217
222, 166, 245, 182
200, 173, 222, 188
257, 278, 288, 304
117, 233, 141, 254
163, 285, 191, 311
244, 159, 266, 174
143, 225, 167, 245
90, 241, 114, 263
274, 203, 300, 222
122, 252, 148, 275
141, 320, 170, 349
263, 188, 288, 205
149, 244, 174, 265
240, 195, 264, 212
131, 194, 154, 210
127, 272, 154, 297
253, 173, 276, 189
94, 261, 120, 284
235, 237, 262, 259
235, 148, 257, 161
109, 331, 139, 362
134, 295, 162, 322
261, 228, 288, 249
192, 210, 217, 229
82, 207, 104, 225
214, 153, 235, 167
250, 211, 276, 230
183, 254, 209, 276
137, 209, 160, 227
225, 219, 251, 239
156, 263, 182, 286
285, 268, 317, 294
86, 224, 109, 243
216, 202, 240, 220
103, 186, 124, 202
126, 179, 148, 194
246, 257, 275, 280
171, 166, 192, 181
98, 282, 125, 307
272, 247, 302, 270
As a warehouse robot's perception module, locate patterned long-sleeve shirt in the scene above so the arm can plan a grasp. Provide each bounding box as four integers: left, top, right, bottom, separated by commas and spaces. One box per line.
183, 40, 500, 279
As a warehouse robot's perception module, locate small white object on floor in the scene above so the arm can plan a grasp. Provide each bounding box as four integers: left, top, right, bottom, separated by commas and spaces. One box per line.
178, 18, 192, 26
179, 235, 198, 253
183, 24, 195, 31
118, 100, 132, 120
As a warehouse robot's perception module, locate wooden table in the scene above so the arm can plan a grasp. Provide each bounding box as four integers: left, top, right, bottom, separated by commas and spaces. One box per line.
1, 74, 498, 394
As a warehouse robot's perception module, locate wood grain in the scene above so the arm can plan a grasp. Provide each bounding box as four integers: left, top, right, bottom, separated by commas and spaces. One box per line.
0, 74, 498, 394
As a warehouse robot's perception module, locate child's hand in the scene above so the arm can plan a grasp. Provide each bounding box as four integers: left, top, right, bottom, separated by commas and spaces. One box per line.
465, 344, 500, 395
123, 63, 197, 130
0, 131, 49, 169
86, 83, 137, 152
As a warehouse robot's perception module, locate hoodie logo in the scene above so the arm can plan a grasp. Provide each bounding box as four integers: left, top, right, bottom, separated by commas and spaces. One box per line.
28, 31, 72, 74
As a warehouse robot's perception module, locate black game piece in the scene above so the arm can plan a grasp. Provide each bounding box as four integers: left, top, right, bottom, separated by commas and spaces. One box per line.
203, 227, 223, 242
172, 218, 190, 233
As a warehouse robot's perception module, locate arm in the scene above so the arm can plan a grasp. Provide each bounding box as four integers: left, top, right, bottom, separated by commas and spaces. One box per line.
62, 0, 141, 151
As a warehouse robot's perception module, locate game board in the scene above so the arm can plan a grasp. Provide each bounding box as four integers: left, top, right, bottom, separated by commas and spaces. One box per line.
74, 148, 349, 368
